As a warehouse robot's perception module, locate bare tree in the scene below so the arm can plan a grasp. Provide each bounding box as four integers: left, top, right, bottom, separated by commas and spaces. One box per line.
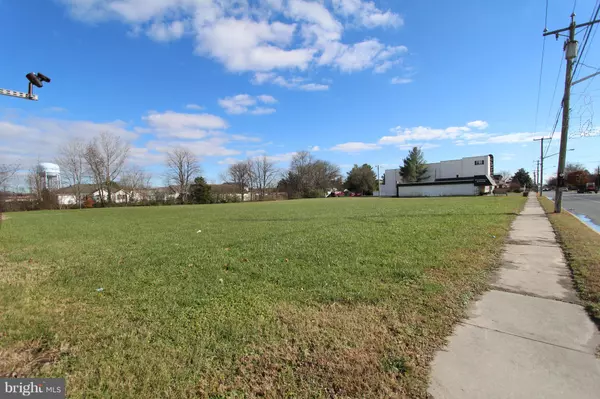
224, 161, 250, 201
499, 170, 512, 182
27, 165, 44, 201
284, 151, 341, 197
0, 163, 20, 191
246, 158, 256, 201
165, 148, 201, 204
56, 139, 86, 208
252, 155, 278, 199
84, 132, 130, 205
120, 166, 151, 205
84, 143, 106, 206
290, 151, 314, 195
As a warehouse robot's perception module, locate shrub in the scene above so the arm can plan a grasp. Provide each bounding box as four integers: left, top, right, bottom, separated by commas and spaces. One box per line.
83, 198, 95, 208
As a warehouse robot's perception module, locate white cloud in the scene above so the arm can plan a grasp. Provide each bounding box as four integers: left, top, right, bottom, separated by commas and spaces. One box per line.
331, 0, 403, 28
331, 0, 402, 28
60, 0, 407, 74
142, 110, 228, 139
464, 132, 543, 145
146, 20, 185, 42
250, 107, 277, 115
380, 125, 471, 144
148, 137, 241, 157
196, 18, 315, 72
246, 149, 267, 156
230, 134, 262, 142
0, 115, 138, 165
466, 120, 489, 130
257, 94, 277, 104
391, 77, 412, 84
310, 145, 320, 151
330, 141, 381, 152
251, 73, 330, 91
324, 40, 407, 72
287, 0, 342, 35
218, 94, 256, 114
128, 147, 165, 167
185, 103, 204, 110
266, 151, 298, 163
218, 94, 278, 115
299, 83, 330, 91
218, 157, 240, 165
380, 119, 546, 147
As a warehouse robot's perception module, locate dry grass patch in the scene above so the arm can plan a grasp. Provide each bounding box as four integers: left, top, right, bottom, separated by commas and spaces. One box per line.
540, 197, 600, 322
0, 339, 65, 378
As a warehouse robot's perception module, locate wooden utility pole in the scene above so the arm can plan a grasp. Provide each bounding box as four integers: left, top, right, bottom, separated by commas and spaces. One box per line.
534, 137, 549, 195
544, 13, 600, 212
536, 160, 540, 192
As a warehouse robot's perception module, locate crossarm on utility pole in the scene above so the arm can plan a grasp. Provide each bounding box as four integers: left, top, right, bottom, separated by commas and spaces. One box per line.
572, 70, 600, 86
543, 19, 600, 36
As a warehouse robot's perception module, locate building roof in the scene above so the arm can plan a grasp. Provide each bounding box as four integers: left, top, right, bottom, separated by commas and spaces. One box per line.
55, 184, 98, 195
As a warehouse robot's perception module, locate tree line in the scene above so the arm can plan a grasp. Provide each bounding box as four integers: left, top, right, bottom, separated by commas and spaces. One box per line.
1, 132, 400, 211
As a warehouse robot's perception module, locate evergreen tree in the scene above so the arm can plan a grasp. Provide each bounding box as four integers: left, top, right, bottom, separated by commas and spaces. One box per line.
189, 177, 213, 204
512, 168, 533, 187
399, 147, 429, 182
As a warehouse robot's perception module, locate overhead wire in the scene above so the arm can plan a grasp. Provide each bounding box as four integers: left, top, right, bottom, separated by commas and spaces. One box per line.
533, 2, 549, 139
571, 0, 600, 138
545, 0, 600, 153
573, 0, 600, 79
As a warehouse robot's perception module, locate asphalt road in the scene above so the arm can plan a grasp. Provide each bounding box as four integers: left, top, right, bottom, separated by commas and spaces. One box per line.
543, 191, 600, 229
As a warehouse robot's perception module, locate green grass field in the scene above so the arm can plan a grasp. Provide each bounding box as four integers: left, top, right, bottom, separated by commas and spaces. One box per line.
0, 196, 525, 398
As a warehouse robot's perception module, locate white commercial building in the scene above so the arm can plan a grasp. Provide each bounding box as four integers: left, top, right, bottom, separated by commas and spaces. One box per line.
379, 155, 496, 197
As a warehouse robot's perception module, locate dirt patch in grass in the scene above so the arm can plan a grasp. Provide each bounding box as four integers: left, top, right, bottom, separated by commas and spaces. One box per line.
540, 197, 600, 323
0, 339, 65, 378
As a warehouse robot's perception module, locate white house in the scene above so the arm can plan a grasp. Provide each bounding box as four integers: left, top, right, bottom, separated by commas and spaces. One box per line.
56, 185, 181, 205
379, 155, 496, 197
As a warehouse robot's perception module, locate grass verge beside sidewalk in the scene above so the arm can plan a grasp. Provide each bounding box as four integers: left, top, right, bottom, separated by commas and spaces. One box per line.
539, 197, 600, 323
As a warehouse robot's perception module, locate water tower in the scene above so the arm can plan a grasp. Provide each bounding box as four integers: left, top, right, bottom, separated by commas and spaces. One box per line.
38, 162, 61, 190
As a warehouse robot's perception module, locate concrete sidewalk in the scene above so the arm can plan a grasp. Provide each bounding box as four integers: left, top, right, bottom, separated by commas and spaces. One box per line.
428, 195, 600, 399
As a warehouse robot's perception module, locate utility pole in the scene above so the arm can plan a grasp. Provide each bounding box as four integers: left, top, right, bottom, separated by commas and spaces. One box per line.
536, 160, 540, 192
554, 15, 576, 213
545, 13, 600, 212
534, 137, 549, 195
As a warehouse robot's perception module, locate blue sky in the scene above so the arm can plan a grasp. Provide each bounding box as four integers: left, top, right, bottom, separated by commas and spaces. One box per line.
1, 0, 600, 188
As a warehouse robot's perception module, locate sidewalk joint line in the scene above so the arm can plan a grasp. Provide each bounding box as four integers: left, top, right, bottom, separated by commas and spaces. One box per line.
489, 287, 581, 305
461, 321, 595, 356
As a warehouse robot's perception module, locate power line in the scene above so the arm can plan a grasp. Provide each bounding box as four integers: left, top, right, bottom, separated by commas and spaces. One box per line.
544, 52, 566, 156
573, 0, 600, 79
545, 106, 563, 157
534, 1, 549, 137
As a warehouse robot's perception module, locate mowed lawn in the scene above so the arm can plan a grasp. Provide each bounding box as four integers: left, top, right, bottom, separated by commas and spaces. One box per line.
0, 196, 525, 398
